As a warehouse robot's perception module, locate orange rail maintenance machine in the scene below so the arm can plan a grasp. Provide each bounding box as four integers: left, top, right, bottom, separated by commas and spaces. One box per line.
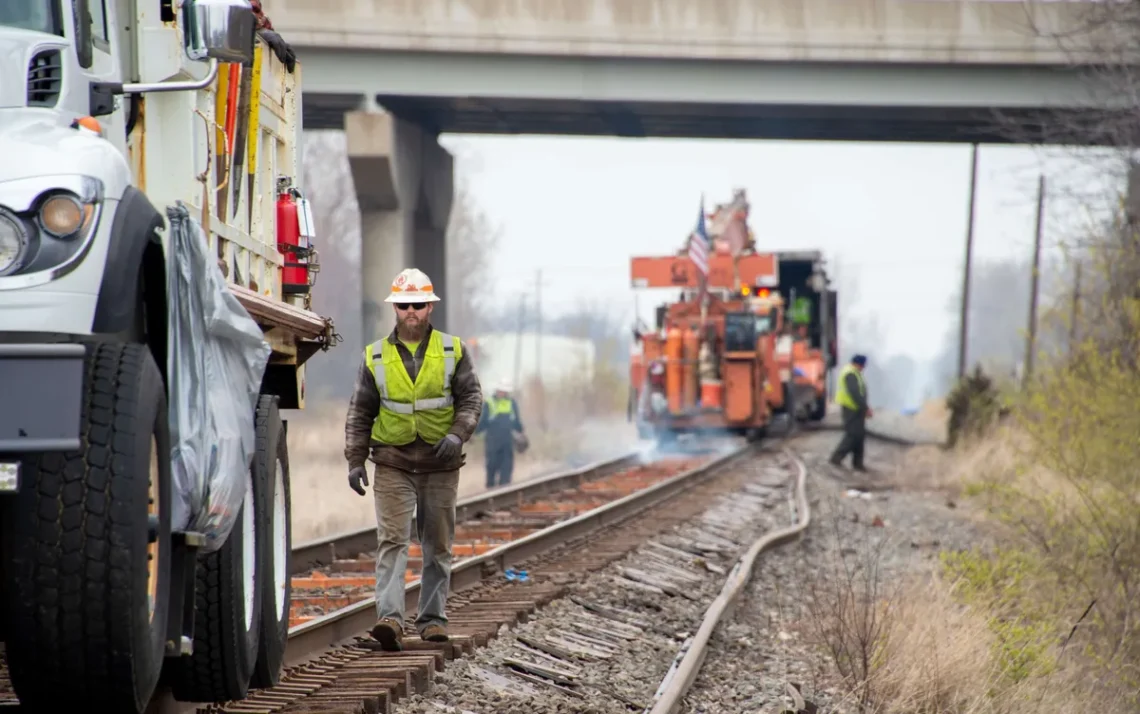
628, 193, 837, 442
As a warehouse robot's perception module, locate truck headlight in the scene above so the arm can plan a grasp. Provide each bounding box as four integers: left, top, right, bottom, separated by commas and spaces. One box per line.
0, 211, 28, 275
0, 176, 103, 286
40, 194, 89, 238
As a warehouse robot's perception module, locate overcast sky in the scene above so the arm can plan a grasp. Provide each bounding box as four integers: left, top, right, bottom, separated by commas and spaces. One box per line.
439, 135, 1119, 364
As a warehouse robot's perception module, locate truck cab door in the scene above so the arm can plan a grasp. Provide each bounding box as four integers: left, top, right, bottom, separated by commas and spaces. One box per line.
74, 0, 128, 153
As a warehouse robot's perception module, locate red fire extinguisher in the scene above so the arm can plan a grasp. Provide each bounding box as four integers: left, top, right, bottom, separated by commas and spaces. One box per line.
276, 176, 313, 296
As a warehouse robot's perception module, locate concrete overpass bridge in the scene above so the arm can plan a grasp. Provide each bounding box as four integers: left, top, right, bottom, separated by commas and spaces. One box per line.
268, 0, 1112, 335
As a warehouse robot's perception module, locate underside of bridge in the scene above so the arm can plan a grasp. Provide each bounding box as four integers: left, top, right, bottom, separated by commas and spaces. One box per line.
310, 93, 1078, 144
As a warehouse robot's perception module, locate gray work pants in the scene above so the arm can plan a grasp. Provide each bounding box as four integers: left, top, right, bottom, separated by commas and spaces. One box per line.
372, 464, 459, 632
829, 407, 867, 469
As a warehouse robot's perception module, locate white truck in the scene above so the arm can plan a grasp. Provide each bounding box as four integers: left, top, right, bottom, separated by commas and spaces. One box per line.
0, 0, 335, 711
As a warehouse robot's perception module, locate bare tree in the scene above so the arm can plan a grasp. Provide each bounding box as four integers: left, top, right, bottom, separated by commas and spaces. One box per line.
446, 178, 501, 337
298, 132, 500, 402
300, 131, 363, 401
1004, 2, 1140, 367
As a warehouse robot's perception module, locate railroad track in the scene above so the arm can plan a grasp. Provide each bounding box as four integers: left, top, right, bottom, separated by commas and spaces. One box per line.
193, 424, 917, 714
0, 423, 926, 712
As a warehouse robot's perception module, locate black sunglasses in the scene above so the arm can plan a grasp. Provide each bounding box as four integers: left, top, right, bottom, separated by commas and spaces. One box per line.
395, 302, 427, 311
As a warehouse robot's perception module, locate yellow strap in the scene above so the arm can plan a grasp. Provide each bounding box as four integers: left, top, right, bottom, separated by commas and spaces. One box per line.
214, 63, 229, 152
247, 43, 263, 177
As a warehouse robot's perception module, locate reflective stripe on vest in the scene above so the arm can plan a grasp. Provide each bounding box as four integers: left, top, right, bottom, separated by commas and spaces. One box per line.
834, 364, 866, 411
364, 330, 462, 445
487, 397, 513, 416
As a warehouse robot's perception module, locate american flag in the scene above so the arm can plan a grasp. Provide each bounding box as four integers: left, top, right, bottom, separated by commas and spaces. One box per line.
688, 197, 710, 277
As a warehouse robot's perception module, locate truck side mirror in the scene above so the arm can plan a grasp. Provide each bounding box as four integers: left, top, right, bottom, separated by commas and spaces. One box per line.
182, 0, 257, 64
74, 0, 94, 69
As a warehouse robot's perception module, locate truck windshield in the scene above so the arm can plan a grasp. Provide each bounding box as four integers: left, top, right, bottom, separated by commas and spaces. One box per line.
0, 0, 63, 35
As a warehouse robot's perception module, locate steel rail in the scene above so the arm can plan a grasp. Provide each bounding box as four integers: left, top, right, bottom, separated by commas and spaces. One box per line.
290, 448, 644, 575
643, 447, 811, 714
803, 417, 946, 448
283, 441, 754, 667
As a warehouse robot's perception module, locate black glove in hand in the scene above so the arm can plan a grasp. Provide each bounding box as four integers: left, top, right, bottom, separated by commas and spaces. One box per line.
259, 30, 296, 73
348, 466, 368, 496
433, 434, 462, 461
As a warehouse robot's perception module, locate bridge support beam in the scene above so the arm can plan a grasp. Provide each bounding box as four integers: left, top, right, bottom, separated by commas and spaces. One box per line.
345, 110, 453, 342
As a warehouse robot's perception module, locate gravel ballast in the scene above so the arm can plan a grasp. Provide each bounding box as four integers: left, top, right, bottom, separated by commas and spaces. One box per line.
390, 450, 804, 714
681, 429, 983, 713
392, 422, 983, 714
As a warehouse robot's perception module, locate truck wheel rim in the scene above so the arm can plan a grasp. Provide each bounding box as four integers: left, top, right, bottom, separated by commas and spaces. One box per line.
243, 474, 256, 632
273, 458, 287, 621
147, 438, 160, 623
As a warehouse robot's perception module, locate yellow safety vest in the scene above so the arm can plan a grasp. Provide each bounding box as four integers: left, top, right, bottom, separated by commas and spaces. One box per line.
365, 330, 462, 446
834, 364, 866, 411
487, 396, 514, 416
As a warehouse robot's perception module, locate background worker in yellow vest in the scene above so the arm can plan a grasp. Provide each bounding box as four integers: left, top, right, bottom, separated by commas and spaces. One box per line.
829, 354, 874, 472
343, 268, 484, 651
476, 381, 525, 488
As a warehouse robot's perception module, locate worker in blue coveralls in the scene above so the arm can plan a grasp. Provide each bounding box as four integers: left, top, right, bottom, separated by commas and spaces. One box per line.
477, 381, 525, 488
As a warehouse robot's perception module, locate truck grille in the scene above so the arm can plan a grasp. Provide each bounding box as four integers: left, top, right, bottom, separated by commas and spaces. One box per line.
27, 50, 62, 108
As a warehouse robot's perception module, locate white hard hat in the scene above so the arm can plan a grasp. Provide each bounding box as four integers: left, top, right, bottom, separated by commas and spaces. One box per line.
384, 268, 441, 303
495, 380, 513, 394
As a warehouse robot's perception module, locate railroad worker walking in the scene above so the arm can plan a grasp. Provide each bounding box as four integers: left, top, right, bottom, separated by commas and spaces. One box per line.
343, 268, 483, 651
477, 381, 525, 489
829, 354, 873, 473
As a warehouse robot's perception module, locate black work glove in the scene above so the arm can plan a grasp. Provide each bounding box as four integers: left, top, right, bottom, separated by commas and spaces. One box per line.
433, 434, 462, 461
259, 30, 296, 73
348, 466, 368, 496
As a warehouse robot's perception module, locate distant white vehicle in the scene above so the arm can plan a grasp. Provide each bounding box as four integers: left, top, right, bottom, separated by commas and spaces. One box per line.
469, 332, 596, 389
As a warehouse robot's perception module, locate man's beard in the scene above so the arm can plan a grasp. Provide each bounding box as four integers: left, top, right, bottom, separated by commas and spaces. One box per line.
397, 314, 428, 341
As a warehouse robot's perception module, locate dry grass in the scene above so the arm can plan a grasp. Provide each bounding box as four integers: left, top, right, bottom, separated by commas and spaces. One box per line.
807, 429, 1138, 714
886, 425, 1025, 500
912, 398, 950, 440
870, 579, 999, 714
806, 537, 1128, 714
284, 402, 637, 543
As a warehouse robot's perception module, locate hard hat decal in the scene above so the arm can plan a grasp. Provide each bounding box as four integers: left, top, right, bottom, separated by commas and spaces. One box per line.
385, 268, 442, 303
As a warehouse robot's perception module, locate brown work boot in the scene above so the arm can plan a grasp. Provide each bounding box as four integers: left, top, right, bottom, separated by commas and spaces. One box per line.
370, 617, 404, 651
420, 623, 449, 643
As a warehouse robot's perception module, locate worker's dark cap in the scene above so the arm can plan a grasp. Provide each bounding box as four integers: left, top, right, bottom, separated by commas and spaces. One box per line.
852, 354, 867, 366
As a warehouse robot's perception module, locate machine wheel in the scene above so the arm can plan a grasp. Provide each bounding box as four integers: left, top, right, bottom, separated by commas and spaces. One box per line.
171, 452, 263, 701
2, 342, 172, 713
250, 395, 291, 688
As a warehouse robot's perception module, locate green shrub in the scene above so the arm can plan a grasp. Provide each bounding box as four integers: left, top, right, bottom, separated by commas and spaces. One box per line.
945, 366, 1004, 447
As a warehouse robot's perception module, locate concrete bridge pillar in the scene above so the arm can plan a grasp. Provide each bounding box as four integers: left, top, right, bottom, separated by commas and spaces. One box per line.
345, 110, 454, 342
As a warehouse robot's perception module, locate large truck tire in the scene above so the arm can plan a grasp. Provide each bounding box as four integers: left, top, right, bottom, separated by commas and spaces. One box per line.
2, 342, 172, 714
171, 458, 263, 700
250, 395, 291, 689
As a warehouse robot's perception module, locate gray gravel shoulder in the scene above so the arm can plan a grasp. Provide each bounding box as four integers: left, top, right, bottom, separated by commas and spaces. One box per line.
680, 428, 986, 714
390, 451, 805, 714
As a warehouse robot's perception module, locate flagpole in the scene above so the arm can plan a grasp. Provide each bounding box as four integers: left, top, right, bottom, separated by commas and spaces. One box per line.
697, 194, 709, 327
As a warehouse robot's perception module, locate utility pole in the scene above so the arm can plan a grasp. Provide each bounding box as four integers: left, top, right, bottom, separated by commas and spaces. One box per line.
1024, 175, 1046, 389
534, 269, 542, 378
512, 297, 526, 390
957, 143, 980, 380
533, 269, 546, 430
1069, 260, 1082, 357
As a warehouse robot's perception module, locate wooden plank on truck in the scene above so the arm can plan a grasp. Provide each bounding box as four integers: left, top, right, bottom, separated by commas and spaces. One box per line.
630, 254, 778, 289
